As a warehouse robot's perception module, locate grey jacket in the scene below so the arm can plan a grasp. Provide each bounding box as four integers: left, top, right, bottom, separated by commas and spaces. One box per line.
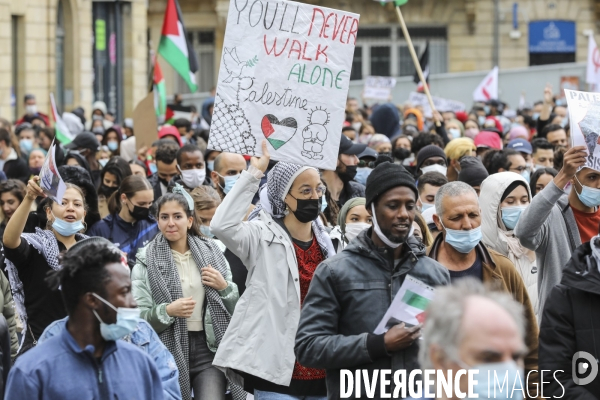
295, 229, 450, 400
514, 179, 580, 319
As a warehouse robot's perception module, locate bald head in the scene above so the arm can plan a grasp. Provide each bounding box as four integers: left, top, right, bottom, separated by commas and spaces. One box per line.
213, 152, 246, 175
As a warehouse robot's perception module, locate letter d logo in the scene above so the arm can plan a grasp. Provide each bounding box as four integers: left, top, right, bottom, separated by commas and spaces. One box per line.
572, 351, 598, 385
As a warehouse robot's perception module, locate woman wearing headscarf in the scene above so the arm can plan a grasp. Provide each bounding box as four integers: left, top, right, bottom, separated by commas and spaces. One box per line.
211, 142, 334, 399
328, 197, 371, 253
479, 172, 538, 316
132, 185, 241, 400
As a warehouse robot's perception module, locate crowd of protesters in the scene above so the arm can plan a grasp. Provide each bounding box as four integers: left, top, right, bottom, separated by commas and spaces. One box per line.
0, 86, 595, 400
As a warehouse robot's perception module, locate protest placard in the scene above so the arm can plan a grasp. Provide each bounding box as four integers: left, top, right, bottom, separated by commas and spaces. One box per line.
364, 76, 396, 101
408, 91, 466, 118
208, 0, 359, 170
565, 89, 600, 171
374, 275, 435, 334
134, 92, 158, 152
39, 141, 66, 203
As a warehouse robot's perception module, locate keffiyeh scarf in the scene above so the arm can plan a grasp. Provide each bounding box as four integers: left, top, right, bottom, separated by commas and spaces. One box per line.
247, 162, 335, 258
145, 233, 245, 400
3, 228, 87, 350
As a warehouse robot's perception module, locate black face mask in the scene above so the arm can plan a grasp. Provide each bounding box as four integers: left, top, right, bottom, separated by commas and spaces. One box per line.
393, 148, 412, 160
337, 164, 358, 183
289, 196, 321, 224
127, 201, 150, 221
100, 184, 118, 198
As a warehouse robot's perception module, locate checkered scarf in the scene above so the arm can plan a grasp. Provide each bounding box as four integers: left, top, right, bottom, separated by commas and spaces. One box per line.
145, 233, 245, 400
3, 228, 87, 351
248, 162, 335, 258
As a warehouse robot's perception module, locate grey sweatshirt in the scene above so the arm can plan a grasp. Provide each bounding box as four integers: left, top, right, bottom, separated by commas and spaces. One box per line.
514, 180, 581, 318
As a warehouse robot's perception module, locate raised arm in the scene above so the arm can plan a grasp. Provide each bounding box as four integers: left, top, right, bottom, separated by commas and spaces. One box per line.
3, 177, 46, 249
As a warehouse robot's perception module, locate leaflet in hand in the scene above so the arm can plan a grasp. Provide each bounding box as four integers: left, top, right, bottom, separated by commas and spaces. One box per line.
39, 140, 66, 203
374, 275, 435, 334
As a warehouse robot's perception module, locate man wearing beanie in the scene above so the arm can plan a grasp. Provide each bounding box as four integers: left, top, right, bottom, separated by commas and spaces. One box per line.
414, 144, 447, 179
458, 156, 489, 196
295, 157, 450, 399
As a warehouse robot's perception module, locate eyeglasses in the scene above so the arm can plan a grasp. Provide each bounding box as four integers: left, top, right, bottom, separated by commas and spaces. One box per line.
358, 160, 375, 168
510, 166, 528, 173
294, 186, 327, 198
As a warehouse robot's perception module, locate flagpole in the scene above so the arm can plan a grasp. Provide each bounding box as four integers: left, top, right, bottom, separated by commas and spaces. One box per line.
395, 6, 440, 127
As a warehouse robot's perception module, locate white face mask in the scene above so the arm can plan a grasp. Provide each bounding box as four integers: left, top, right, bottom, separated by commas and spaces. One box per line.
26, 105, 37, 115
343, 222, 371, 243
179, 167, 206, 189
420, 164, 447, 176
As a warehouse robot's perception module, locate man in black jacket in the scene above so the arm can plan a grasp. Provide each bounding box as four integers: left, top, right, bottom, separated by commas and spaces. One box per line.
540, 235, 600, 398
295, 158, 450, 400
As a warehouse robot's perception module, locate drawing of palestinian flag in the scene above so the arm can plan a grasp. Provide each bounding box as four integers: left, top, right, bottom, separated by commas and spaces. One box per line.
50, 93, 75, 144
401, 289, 430, 324
158, 0, 198, 92
153, 57, 167, 119
261, 115, 298, 150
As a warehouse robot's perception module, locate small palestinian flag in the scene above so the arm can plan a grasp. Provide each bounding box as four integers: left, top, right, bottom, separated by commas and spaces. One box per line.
153, 57, 167, 119
261, 115, 297, 150
378, 0, 408, 6
50, 93, 75, 144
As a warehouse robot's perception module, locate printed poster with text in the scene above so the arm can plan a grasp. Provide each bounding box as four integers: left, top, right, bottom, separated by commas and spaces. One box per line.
208, 0, 359, 170
565, 89, 600, 172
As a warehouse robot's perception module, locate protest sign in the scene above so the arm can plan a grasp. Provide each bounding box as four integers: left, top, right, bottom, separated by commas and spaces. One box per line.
374, 275, 435, 334
208, 0, 359, 170
364, 76, 396, 101
39, 141, 66, 203
565, 89, 600, 171
134, 92, 158, 152
408, 91, 466, 118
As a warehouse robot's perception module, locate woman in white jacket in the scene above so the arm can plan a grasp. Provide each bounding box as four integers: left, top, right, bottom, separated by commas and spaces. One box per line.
479, 172, 539, 317
210, 142, 335, 400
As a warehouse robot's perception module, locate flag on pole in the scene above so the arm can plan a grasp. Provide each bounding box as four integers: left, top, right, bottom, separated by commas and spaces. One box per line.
413, 42, 429, 92
158, 0, 198, 92
473, 66, 499, 102
378, 0, 408, 6
153, 58, 167, 119
586, 34, 600, 87
49, 93, 75, 144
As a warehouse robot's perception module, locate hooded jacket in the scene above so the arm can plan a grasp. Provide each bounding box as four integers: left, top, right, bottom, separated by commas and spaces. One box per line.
479, 172, 538, 315
295, 230, 450, 400
539, 240, 600, 398
369, 103, 401, 138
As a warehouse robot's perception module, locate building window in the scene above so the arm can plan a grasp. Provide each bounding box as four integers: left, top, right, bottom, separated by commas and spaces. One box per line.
176, 30, 216, 94
351, 26, 447, 80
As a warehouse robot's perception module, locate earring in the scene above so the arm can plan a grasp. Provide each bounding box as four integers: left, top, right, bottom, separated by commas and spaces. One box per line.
82, 222, 88, 233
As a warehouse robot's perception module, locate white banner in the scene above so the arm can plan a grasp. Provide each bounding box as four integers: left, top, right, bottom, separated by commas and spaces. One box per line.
39, 140, 66, 203
364, 76, 396, 101
408, 92, 466, 118
208, 0, 359, 170
565, 89, 600, 171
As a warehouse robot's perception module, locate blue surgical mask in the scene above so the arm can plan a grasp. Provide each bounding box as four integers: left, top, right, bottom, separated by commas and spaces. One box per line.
320, 194, 327, 213
99, 159, 109, 168
560, 117, 569, 128
207, 160, 215, 171
51, 212, 85, 236
469, 360, 525, 400
149, 163, 157, 174
575, 175, 600, 207
218, 173, 240, 195
420, 201, 434, 213
107, 141, 119, 151
181, 136, 188, 145
520, 170, 530, 183
355, 167, 372, 186
483, 106, 490, 115
442, 222, 482, 254
200, 224, 214, 238
20, 139, 33, 154
532, 112, 540, 121
92, 293, 140, 341
501, 205, 527, 230
478, 115, 486, 126
448, 128, 461, 139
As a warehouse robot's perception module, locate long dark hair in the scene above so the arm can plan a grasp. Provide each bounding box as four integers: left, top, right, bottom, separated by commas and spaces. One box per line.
153, 193, 200, 237
108, 175, 153, 215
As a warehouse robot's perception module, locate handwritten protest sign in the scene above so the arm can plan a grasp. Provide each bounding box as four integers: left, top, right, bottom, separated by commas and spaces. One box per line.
39, 141, 66, 203
208, 0, 359, 170
408, 92, 466, 118
364, 76, 396, 101
565, 89, 600, 171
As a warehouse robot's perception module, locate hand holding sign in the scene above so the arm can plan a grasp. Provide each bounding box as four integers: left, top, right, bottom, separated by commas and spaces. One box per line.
26, 176, 47, 201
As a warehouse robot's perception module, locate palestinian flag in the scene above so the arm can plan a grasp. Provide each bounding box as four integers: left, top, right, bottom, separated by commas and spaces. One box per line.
378, 0, 408, 6
50, 93, 75, 144
401, 289, 430, 324
153, 58, 167, 119
158, 0, 198, 92
261, 115, 297, 150
165, 104, 193, 125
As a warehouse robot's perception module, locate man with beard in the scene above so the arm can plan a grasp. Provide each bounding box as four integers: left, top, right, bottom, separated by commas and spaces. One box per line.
321, 135, 367, 208
295, 158, 450, 399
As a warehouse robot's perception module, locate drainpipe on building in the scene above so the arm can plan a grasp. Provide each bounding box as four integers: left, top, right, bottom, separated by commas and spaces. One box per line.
493, 0, 500, 68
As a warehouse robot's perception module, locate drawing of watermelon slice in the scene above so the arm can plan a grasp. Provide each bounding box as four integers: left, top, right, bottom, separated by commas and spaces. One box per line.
261, 114, 298, 150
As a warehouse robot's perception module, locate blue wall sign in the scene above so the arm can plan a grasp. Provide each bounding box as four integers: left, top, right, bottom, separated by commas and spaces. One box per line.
529, 20, 576, 53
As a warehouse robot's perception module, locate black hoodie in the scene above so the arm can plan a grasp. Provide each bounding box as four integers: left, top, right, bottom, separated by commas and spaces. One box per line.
539, 240, 600, 399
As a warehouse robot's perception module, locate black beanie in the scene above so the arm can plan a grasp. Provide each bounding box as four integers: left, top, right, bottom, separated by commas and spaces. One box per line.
458, 156, 489, 187
365, 156, 418, 208
416, 145, 447, 171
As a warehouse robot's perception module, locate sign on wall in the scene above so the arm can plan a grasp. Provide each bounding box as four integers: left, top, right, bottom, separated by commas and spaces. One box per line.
529, 20, 576, 53
208, 0, 359, 170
